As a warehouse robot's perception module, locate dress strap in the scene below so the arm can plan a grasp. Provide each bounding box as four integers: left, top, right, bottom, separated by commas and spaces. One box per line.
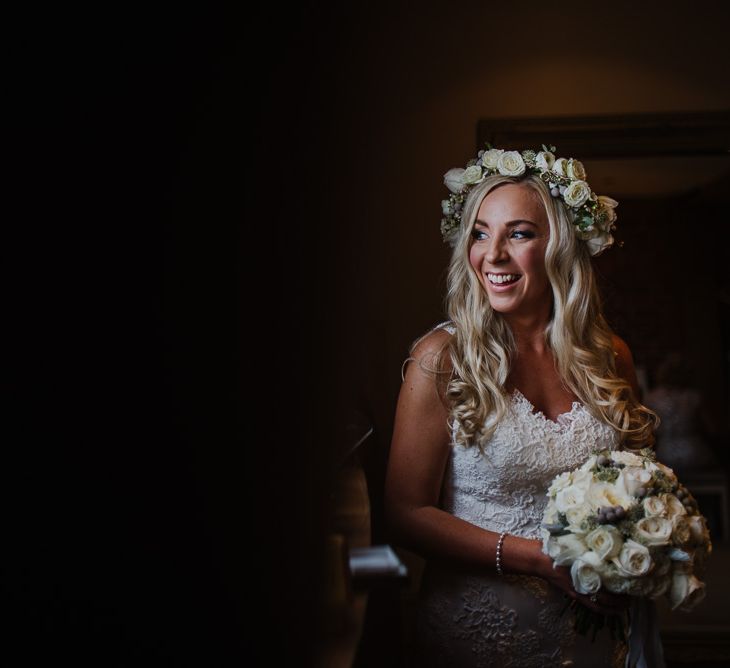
433, 320, 456, 335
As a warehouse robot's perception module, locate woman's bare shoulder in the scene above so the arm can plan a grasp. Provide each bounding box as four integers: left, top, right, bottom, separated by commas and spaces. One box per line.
611, 334, 640, 396
611, 334, 634, 367
404, 324, 455, 378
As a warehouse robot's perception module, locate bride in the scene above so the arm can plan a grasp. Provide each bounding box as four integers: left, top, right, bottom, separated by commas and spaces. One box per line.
384, 147, 664, 667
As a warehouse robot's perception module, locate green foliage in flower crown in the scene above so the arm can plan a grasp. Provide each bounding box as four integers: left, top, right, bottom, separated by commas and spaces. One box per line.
439, 143, 618, 255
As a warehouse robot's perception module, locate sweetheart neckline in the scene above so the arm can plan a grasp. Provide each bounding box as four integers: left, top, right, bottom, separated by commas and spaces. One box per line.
510, 388, 584, 428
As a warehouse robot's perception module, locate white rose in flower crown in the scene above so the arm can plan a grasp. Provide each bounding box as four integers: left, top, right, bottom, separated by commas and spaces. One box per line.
482, 148, 504, 169
669, 567, 706, 611
620, 466, 653, 496
441, 199, 454, 215
497, 151, 526, 176
462, 164, 485, 186
660, 493, 688, 523
562, 180, 592, 208
444, 168, 466, 194
570, 550, 604, 595
552, 157, 569, 177
585, 232, 613, 257
535, 151, 556, 171
567, 158, 587, 180
613, 538, 652, 577
546, 533, 588, 566
585, 525, 623, 560
597, 195, 618, 226
634, 516, 673, 546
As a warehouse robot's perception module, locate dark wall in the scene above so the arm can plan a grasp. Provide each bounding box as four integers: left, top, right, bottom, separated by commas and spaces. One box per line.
6, 2, 730, 666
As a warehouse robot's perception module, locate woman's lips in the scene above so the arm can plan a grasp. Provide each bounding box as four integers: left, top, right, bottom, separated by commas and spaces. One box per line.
486, 273, 522, 291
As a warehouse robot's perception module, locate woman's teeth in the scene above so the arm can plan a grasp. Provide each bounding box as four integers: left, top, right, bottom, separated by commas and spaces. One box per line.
488, 273, 520, 285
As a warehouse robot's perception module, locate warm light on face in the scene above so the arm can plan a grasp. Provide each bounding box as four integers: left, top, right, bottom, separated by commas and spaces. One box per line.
468, 183, 552, 318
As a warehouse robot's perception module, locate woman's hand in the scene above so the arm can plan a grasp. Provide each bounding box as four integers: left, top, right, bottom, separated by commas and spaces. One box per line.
532, 542, 631, 616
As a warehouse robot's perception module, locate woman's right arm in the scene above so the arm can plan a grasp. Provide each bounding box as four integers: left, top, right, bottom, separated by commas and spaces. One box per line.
384, 329, 543, 577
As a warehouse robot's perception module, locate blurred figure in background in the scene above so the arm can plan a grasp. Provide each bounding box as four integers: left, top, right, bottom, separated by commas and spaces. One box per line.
645, 352, 718, 478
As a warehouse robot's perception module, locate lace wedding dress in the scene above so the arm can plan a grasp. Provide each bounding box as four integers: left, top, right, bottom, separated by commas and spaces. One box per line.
408, 323, 662, 668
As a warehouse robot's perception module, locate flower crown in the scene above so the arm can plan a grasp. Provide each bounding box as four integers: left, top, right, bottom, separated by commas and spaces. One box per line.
440, 144, 618, 256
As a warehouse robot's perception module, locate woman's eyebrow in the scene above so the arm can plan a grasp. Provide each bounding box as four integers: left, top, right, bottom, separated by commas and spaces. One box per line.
474, 219, 538, 228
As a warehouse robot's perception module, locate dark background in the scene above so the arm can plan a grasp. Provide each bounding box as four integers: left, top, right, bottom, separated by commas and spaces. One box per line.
5, 6, 342, 666
5, 3, 730, 666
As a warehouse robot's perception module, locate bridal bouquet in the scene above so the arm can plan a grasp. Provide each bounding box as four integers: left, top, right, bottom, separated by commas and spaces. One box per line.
541, 447, 711, 638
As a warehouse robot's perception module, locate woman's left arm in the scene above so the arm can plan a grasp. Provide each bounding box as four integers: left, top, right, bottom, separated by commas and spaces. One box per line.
612, 334, 641, 400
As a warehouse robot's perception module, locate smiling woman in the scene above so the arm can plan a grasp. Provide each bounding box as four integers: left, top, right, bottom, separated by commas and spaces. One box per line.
469, 183, 551, 318
384, 147, 665, 667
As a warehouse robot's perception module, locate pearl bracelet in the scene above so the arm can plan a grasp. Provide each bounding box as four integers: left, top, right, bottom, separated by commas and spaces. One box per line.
496, 531, 507, 575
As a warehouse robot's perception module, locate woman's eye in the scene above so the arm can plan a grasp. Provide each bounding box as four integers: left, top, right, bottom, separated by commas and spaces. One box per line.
471, 229, 488, 241
511, 229, 534, 239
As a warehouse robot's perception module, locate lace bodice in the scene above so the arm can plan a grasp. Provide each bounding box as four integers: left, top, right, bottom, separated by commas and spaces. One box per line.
410, 322, 631, 667
443, 388, 620, 540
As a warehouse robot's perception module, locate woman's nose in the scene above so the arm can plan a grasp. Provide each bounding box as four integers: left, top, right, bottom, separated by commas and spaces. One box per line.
486, 236, 509, 264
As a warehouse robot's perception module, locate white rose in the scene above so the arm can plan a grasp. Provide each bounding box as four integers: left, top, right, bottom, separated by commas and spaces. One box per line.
585, 481, 632, 514
660, 494, 688, 523
570, 551, 603, 595
597, 195, 618, 226
669, 569, 706, 611
548, 471, 573, 498
578, 456, 597, 473
562, 180, 592, 208
546, 533, 588, 566
634, 516, 673, 546
601, 562, 633, 595
482, 148, 504, 169
496, 151, 526, 177
441, 199, 454, 215
620, 466, 652, 496
444, 168, 466, 194
671, 515, 692, 547
462, 164, 485, 185
611, 450, 644, 467
585, 525, 624, 560
535, 151, 556, 171
552, 157, 569, 177
612, 539, 652, 577
565, 506, 591, 534
555, 484, 586, 514
597, 195, 618, 210
585, 231, 614, 257
567, 158, 587, 180
643, 495, 666, 517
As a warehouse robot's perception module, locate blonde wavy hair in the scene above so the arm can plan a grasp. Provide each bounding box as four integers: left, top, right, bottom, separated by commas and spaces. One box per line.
423, 174, 658, 451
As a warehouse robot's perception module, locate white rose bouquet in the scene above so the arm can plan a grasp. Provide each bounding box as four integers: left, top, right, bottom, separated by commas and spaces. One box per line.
541, 447, 712, 640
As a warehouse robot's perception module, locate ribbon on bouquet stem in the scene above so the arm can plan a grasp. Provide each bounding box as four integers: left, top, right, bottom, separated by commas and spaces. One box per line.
625, 597, 666, 668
